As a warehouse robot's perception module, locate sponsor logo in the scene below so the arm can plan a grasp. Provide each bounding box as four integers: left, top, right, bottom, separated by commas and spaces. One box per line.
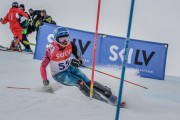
56, 50, 71, 59
109, 45, 155, 66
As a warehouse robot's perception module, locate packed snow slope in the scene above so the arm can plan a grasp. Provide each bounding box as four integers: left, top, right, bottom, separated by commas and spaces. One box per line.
0, 51, 180, 120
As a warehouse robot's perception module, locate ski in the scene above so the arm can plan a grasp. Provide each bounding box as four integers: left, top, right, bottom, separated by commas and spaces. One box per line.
120, 102, 126, 108
21, 51, 34, 54
0, 47, 33, 54
108, 101, 126, 108
110, 101, 126, 108
6, 86, 54, 93
0, 44, 34, 54
92, 91, 126, 108
0, 45, 8, 51
6, 86, 31, 90
6, 83, 61, 93
6, 86, 56, 93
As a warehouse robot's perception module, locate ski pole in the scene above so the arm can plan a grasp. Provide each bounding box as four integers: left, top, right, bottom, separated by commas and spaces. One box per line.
7, 86, 31, 90
81, 65, 148, 89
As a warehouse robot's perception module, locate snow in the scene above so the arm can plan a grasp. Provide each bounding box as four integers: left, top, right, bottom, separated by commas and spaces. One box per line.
0, 51, 180, 120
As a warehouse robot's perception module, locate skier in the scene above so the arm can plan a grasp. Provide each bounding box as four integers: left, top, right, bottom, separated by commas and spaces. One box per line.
40, 27, 117, 105
0, 2, 29, 51
19, 4, 33, 53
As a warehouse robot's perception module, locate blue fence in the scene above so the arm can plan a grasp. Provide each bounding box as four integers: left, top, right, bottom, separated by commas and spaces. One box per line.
34, 23, 168, 80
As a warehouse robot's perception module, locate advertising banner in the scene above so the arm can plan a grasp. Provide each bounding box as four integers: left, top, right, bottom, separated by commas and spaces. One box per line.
34, 23, 168, 80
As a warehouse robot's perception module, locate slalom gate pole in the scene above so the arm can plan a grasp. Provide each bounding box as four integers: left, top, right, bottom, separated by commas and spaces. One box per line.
115, 0, 135, 120
81, 65, 147, 89
90, 0, 101, 99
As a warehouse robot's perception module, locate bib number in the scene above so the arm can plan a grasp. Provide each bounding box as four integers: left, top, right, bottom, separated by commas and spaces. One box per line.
58, 60, 69, 70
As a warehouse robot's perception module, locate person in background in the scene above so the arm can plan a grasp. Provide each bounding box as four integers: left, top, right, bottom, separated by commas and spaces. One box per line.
35, 9, 56, 41
28, 8, 41, 33
19, 4, 33, 53
0, 2, 29, 51
40, 27, 118, 105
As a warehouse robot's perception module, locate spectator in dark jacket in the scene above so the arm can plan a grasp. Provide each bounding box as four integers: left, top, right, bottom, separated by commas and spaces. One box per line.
19, 4, 32, 53
28, 8, 41, 31
35, 9, 56, 41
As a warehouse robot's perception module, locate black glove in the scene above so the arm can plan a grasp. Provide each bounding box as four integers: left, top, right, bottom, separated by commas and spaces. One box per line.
40, 21, 44, 26
0, 18, 3, 22
43, 80, 49, 86
70, 59, 81, 67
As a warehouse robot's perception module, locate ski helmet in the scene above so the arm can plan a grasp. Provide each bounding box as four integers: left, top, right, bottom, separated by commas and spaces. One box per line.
19, 4, 25, 11
29, 8, 33, 16
53, 27, 70, 47
12, 2, 19, 8
54, 27, 69, 38
29, 8, 33, 11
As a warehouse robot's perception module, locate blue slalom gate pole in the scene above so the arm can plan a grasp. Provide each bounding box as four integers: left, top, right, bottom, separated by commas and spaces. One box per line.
115, 0, 135, 120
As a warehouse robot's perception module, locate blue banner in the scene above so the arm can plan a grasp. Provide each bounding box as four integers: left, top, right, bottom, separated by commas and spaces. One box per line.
100, 35, 168, 79
34, 23, 57, 60
34, 23, 168, 80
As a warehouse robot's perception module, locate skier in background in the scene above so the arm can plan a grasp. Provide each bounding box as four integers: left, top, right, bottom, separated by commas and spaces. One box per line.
18, 4, 33, 53
0, 2, 29, 51
40, 27, 118, 105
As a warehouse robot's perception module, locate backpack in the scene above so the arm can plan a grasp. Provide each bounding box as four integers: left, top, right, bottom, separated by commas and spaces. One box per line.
16, 13, 29, 28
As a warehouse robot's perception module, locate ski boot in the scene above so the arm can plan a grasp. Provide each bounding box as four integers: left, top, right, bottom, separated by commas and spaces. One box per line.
22, 48, 33, 53
77, 81, 108, 103
108, 94, 118, 105
9, 38, 22, 52
89, 81, 112, 98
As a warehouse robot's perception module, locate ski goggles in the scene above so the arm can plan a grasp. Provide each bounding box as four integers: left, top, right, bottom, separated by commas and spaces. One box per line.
56, 36, 70, 47
56, 36, 69, 43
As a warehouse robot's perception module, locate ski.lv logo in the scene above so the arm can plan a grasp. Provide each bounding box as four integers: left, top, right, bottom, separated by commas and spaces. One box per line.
109, 45, 155, 66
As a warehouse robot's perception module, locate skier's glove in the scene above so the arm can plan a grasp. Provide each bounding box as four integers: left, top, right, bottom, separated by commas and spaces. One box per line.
70, 59, 81, 67
0, 18, 3, 22
43, 80, 49, 86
